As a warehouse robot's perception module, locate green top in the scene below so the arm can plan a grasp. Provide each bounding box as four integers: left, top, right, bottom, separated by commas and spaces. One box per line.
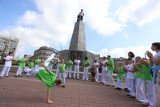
28, 62, 34, 68
35, 58, 41, 65
117, 67, 124, 80
107, 59, 114, 71
135, 64, 143, 79
83, 60, 90, 67
18, 57, 27, 67
66, 59, 73, 68
59, 64, 66, 73
140, 64, 153, 80
36, 69, 56, 89
0, 56, 2, 60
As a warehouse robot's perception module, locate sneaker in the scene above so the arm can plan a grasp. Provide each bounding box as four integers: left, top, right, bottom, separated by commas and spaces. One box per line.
15, 75, 18, 77
142, 102, 149, 106
129, 96, 136, 98
115, 87, 120, 90
124, 88, 128, 90
126, 94, 131, 97
138, 99, 147, 103
62, 85, 65, 88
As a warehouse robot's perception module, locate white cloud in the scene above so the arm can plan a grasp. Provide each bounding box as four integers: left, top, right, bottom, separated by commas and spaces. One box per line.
116, 0, 160, 26
98, 45, 155, 58
0, 0, 127, 56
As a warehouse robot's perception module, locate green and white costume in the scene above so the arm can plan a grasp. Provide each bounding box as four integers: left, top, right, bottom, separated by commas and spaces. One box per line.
82, 60, 90, 80
66, 59, 73, 78
117, 67, 124, 88
32, 67, 56, 89
16, 57, 27, 76
35, 58, 41, 69
140, 64, 156, 106
58, 64, 66, 86
107, 59, 115, 86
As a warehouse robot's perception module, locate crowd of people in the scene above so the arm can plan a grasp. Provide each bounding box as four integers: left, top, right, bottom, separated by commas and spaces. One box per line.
0, 42, 160, 106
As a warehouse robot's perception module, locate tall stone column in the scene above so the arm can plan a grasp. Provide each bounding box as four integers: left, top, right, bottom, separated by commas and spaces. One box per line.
69, 21, 86, 51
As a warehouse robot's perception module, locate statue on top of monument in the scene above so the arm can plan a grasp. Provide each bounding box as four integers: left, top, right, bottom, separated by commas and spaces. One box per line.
77, 9, 84, 22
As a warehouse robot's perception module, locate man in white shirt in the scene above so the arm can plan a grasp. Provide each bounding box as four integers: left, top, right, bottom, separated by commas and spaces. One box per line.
74, 57, 81, 79
0, 52, 14, 78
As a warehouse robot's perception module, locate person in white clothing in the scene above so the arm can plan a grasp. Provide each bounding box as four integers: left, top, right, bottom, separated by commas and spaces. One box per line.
100, 57, 107, 85
126, 58, 136, 98
74, 57, 81, 79
92, 60, 99, 82
0, 52, 14, 78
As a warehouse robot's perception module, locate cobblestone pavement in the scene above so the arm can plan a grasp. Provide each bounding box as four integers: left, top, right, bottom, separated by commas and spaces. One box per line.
0, 73, 159, 107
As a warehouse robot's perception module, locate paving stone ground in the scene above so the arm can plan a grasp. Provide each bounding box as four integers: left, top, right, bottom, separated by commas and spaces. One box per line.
0, 73, 160, 107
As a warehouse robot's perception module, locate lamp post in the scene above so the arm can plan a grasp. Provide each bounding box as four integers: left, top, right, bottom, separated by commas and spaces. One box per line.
2, 41, 7, 58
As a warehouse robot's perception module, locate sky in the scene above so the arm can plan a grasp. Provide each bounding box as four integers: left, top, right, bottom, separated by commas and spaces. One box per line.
0, 0, 160, 58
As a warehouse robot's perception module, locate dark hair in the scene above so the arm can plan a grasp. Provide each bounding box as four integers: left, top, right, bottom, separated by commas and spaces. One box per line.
128, 51, 135, 59
152, 42, 160, 50
107, 55, 111, 58
127, 58, 132, 61
84, 57, 88, 60
9, 52, 13, 55
24, 54, 27, 57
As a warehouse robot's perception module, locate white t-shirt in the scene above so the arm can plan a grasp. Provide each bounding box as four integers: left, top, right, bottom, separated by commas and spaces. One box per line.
126, 63, 135, 79
153, 51, 160, 59
153, 51, 160, 65
93, 62, 99, 67
101, 60, 108, 71
4, 55, 13, 67
74, 59, 81, 66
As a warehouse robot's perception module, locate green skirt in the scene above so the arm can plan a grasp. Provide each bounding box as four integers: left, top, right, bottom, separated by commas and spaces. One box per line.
36, 69, 56, 89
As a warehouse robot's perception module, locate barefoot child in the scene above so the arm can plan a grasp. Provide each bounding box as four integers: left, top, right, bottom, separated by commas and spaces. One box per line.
31, 63, 61, 104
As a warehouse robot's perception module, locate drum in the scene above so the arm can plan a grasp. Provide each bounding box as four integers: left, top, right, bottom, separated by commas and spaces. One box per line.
90, 67, 96, 82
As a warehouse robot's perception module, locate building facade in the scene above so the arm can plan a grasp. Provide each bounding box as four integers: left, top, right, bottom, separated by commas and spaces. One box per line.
33, 46, 59, 62
0, 35, 19, 56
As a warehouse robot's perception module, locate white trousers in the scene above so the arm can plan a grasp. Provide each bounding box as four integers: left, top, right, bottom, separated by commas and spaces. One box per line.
66, 67, 72, 78
47, 65, 53, 71
117, 78, 122, 88
0, 65, 11, 77
74, 66, 80, 79
124, 73, 129, 89
24, 67, 32, 76
135, 79, 147, 101
157, 71, 160, 93
145, 80, 156, 106
58, 72, 66, 85
128, 79, 136, 96
82, 67, 88, 80
56, 66, 59, 77
95, 68, 99, 82
101, 69, 107, 84
16, 67, 23, 76
107, 71, 115, 86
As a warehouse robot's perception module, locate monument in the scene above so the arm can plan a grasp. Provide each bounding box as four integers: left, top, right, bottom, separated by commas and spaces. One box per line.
60, 10, 100, 64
